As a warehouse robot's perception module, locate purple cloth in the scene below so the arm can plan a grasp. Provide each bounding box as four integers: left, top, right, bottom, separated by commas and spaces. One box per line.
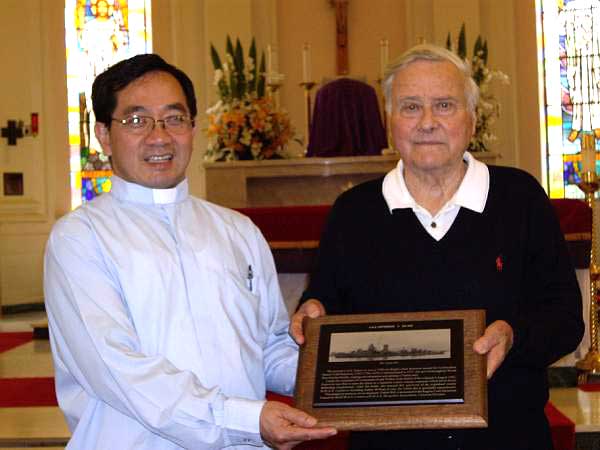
306, 78, 387, 157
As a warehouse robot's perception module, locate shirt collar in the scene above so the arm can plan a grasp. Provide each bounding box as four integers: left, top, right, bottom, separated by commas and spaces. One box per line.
382, 151, 489, 213
110, 175, 189, 205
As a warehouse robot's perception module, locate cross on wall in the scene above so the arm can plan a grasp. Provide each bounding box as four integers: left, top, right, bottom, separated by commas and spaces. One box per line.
331, 0, 349, 75
1, 120, 24, 146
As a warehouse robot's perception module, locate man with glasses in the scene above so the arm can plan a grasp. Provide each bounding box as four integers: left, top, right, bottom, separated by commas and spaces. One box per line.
44, 54, 336, 450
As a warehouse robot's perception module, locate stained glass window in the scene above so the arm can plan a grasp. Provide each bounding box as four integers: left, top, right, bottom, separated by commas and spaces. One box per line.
65, 0, 152, 208
537, 0, 600, 198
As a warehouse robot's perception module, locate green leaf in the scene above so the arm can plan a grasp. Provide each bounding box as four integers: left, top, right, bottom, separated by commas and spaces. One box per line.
210, 43, 223, 70
248, 38, 257, 94
458, 23, 467, 60
482, 40, 489, 65
226, 35, 235, 59
446, 32, 452, 51
226, 35, 238, 99
209, 43, 229, 99
257, 52, 266, 98
234, 38, 246, 98
474, 35, 483, 59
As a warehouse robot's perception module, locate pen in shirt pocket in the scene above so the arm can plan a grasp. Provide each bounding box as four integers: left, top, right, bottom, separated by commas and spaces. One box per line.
247, 264, 253, 291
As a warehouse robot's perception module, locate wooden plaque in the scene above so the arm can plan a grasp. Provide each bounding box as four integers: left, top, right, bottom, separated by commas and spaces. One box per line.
294, 310, 487, 431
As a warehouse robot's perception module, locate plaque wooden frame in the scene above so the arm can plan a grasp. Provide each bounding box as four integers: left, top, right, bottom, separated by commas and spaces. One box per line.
294, 309, 487, 431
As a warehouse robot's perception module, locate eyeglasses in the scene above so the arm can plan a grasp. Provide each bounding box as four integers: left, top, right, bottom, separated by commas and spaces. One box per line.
111, 114, 195, 135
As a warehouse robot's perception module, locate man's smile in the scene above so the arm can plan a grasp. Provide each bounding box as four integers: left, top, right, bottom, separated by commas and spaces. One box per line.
144, 153, 174, 163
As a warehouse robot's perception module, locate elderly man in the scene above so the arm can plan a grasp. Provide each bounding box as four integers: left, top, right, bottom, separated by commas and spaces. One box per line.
291, 44, 583, 449
44, 54, 336, 450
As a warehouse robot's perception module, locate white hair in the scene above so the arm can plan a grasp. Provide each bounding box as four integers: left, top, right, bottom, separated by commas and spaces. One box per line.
382, 43, 479, 115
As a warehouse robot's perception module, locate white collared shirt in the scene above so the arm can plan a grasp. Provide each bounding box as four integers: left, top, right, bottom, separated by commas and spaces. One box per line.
45, 176, 297, 449
382, 152, 490, 241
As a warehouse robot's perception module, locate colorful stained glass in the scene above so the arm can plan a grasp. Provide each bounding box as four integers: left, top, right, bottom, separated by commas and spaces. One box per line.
537, 0, 600, 198
65, 0, 152, 208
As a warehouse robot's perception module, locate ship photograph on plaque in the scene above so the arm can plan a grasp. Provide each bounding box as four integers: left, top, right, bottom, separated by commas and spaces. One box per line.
294, 310, 487, 431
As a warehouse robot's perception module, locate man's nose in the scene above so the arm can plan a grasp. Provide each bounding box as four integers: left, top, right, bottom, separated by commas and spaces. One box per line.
417, 106, 437, 131
145, 120, 172, 141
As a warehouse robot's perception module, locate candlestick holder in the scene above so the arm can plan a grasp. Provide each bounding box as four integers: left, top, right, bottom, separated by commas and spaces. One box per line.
267, 73, 285, 108
300, 81, 317, 149
267, 81, 283, 94
576, 169, 600, 384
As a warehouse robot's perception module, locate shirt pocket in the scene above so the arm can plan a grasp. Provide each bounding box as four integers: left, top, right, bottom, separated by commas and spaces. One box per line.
201, 263, 267, 351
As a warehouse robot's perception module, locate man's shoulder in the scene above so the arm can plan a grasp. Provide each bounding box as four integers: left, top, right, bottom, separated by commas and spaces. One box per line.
326, 177, 388, 227
47, 199, 111, 252
51, 199, 104, 235
488, 165, 543, 186
336, 177, 385, 206
487, 165, 550, 212
187, 195, 256, 231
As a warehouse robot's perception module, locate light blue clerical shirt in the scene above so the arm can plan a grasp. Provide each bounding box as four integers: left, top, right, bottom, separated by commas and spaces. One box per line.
44, 176, 298, 449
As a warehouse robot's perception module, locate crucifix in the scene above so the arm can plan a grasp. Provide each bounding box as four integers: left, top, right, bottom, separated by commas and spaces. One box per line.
1, 120, 24, 146
330, 0, 349, 75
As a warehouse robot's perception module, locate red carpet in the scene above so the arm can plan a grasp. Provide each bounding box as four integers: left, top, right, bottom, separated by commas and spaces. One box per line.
545, 401, 575, 450
0, 377, 57, 407
0, 332, 33, 353
579, 383, 600, 392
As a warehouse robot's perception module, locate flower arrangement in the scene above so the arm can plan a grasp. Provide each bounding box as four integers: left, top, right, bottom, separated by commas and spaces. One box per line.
204, 36, 294, 161
447, 25, 509, 153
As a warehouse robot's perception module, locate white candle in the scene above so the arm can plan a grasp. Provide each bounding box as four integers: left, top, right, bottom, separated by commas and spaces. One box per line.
302, 42, 311, 83
581, 133, 597, 173
272, 44, 279, 73
266, 44, 273, 83
379, 38, 389, 79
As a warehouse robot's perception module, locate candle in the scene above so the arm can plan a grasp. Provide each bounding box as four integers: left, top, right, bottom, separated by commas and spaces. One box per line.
379, 38, 389, 79
266, 44, 273, 83
581, 133, 597, 173
302, 42, 311, 83
267, 44, 272, 73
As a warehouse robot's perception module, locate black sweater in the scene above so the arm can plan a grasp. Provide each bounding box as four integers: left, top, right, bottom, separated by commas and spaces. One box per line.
301, 166, 584, 450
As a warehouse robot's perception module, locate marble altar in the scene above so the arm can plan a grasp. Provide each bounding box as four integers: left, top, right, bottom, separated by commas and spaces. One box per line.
203, 153, 500, 208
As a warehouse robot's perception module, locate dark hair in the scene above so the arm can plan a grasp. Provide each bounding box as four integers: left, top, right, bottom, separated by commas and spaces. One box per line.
91, 54, 197, 125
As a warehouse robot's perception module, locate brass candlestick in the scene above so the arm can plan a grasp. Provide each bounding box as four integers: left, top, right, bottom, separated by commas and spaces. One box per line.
576, 143, 600, 383
300, 81, 316, 150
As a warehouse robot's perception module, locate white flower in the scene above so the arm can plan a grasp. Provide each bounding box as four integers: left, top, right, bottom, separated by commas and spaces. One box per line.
213, 69, 223, 86
206, 100, 223, 115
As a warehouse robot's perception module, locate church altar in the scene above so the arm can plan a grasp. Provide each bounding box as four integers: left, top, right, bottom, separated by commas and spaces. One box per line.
203, 152, 500, 208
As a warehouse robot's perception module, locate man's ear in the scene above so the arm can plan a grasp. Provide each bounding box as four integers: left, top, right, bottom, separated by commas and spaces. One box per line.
95, 122, 112, 156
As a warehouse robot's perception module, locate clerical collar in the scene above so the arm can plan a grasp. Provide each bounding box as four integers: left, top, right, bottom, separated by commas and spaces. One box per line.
381, 151, 489, 213
109, 175, 189, 205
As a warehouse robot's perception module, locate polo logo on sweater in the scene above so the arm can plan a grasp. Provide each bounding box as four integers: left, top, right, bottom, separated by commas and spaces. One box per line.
496, 255, 503, 272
